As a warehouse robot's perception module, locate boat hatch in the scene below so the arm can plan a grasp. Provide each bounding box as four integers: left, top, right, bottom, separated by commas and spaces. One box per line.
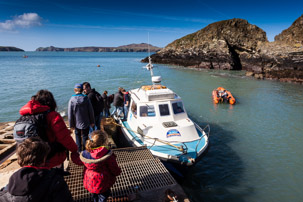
162, 121, 178, 128
145, 89, 175, 101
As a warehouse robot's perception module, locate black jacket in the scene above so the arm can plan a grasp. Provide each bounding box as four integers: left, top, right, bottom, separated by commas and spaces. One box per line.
87, 89, 104, 116
0, 167, 73, 202
101, 93, 110, 109
112, 91, 124, 107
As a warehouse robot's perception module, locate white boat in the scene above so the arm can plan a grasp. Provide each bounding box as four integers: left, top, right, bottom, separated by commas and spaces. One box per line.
115, 56, 210, 166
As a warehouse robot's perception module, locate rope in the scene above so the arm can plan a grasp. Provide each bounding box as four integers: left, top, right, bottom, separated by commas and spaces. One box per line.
105, 118, 185, 153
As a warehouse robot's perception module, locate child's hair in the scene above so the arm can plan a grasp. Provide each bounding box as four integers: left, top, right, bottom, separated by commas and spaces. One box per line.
74, 88, 83, 93
85, 130, 108, 152
17, 137, 50, 167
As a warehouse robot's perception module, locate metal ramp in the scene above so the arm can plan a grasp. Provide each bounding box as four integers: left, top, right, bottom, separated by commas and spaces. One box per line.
65, 147, 177, 202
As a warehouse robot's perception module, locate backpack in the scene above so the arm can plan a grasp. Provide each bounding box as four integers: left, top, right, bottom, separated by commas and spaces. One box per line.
95, 91, 104, 112
13, 112, 66, 159
13, 112, 48, 143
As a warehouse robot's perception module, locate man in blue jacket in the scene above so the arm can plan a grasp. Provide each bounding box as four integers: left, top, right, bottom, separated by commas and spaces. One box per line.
68, 83, 95, 152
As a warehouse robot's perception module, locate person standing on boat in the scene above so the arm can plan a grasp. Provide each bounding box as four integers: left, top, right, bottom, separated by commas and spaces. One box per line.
122, 88, 130, 120
111, 87, 124, 118
101, 90, 110, 118
68, 83, 95, 152
83, 82, 104, 131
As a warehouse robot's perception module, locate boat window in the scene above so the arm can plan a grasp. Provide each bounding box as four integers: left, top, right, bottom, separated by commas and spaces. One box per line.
172, 102, 185, 114
140, 105, 155, 117
159, 104, 170, 116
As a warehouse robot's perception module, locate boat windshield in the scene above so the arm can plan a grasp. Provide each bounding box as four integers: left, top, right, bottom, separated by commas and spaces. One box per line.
172, 102, 185, 114
140, 105, 156, 117
159, 104, 170, 116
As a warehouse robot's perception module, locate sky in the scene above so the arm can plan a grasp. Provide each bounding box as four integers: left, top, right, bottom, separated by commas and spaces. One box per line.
0, 0, 302, 51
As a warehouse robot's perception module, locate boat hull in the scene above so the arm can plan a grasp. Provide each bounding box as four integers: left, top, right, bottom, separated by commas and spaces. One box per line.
117, 119, 209, 166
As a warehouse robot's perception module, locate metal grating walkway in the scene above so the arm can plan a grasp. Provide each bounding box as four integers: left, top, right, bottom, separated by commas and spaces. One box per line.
65, 147, 177, 202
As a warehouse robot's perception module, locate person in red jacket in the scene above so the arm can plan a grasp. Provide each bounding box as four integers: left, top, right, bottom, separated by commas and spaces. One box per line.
80, 130, 121, 202
19, 89, 81, 168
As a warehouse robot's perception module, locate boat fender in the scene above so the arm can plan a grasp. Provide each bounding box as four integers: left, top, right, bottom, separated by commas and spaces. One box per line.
188, 157, 195, 164
164, 189, 178, 202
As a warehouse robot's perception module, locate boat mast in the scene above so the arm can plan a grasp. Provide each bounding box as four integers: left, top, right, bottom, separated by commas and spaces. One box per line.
146, 33, 154, 77
145, 33, 161, 86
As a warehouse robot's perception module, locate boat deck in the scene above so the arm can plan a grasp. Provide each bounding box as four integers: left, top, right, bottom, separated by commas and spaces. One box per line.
65, 147, 189, 201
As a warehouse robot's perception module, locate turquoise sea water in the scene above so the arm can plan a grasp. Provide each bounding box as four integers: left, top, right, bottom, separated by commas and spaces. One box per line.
1, 52, 303, 201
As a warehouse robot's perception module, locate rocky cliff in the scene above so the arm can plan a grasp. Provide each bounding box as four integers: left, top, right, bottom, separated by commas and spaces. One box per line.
143, 16, 303, 84
36, 43, 161, 52
0, 46, 24, 51
275, 14, 303, 46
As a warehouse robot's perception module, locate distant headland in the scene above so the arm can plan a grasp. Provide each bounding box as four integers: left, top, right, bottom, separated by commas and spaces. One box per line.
0, 46, 24, 51
143, 14, 303, 84
36, 43, 161, 52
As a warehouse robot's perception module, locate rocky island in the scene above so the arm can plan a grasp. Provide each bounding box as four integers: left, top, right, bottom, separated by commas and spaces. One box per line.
36, 43, 161, 52
143, 15, 303, 84
0, 46, 24, 51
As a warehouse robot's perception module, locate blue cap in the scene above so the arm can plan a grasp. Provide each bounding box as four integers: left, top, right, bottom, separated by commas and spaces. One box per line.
74, 83, 83, 89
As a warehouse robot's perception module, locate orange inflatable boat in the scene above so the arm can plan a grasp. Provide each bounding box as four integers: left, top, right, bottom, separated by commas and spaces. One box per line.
212, 87, 236, 105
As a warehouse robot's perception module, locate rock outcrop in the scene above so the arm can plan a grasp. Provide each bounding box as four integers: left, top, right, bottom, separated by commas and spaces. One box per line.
275, 14, 303, 46
143, 16, 303, 84
0, 46, 24, 51
36, 43, 161, 52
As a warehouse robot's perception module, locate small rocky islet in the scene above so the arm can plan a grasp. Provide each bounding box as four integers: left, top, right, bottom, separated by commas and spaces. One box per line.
143, 14, 303, 84
0, 46, 24, 51
35, 43, 162, 52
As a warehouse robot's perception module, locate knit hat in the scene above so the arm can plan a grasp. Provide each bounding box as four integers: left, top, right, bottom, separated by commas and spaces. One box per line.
74, 83, 83, 89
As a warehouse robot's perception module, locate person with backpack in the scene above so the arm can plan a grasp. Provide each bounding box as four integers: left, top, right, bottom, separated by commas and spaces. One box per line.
68, 83, 95, 152
83, 82, 104, 130
0, 137, 73, 202
15, 89, 81, 168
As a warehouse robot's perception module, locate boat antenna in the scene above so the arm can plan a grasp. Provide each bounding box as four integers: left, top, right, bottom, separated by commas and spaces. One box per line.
146, 32, 154, 77
145, 33, 162, 86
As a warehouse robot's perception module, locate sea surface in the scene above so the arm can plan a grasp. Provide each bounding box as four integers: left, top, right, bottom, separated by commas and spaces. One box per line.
1, 52, 303, 202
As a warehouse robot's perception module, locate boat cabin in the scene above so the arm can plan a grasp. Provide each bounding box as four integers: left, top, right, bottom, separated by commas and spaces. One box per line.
128, 85, 189, 123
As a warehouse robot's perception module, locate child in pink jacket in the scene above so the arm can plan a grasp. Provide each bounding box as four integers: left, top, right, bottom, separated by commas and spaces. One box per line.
80, 130, 121, 202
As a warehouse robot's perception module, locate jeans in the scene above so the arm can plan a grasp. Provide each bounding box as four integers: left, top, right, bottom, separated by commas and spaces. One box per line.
89, 112, 103, 135
103, 108, 109, 118
95, 112, 102, 130
75, 127, 89, 152
92, 190, 110, 202
124, 106, 129, 120
111, 106, 123, 117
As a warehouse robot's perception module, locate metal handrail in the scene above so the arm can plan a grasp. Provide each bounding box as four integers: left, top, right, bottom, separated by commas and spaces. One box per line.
194, 124, 210, 155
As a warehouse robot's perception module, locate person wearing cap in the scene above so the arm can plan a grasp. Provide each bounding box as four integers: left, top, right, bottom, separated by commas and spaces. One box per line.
68, 83, 95, 152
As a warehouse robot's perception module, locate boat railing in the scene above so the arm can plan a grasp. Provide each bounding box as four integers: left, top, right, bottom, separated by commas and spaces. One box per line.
194, 123, 210, 138
194, 123, 210, 155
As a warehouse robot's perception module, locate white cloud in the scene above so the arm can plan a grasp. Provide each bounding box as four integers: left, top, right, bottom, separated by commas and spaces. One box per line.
0, 13, 42, 31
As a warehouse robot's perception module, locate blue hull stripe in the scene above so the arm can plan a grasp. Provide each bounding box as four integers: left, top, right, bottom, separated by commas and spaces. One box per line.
122, 121, 144, 145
